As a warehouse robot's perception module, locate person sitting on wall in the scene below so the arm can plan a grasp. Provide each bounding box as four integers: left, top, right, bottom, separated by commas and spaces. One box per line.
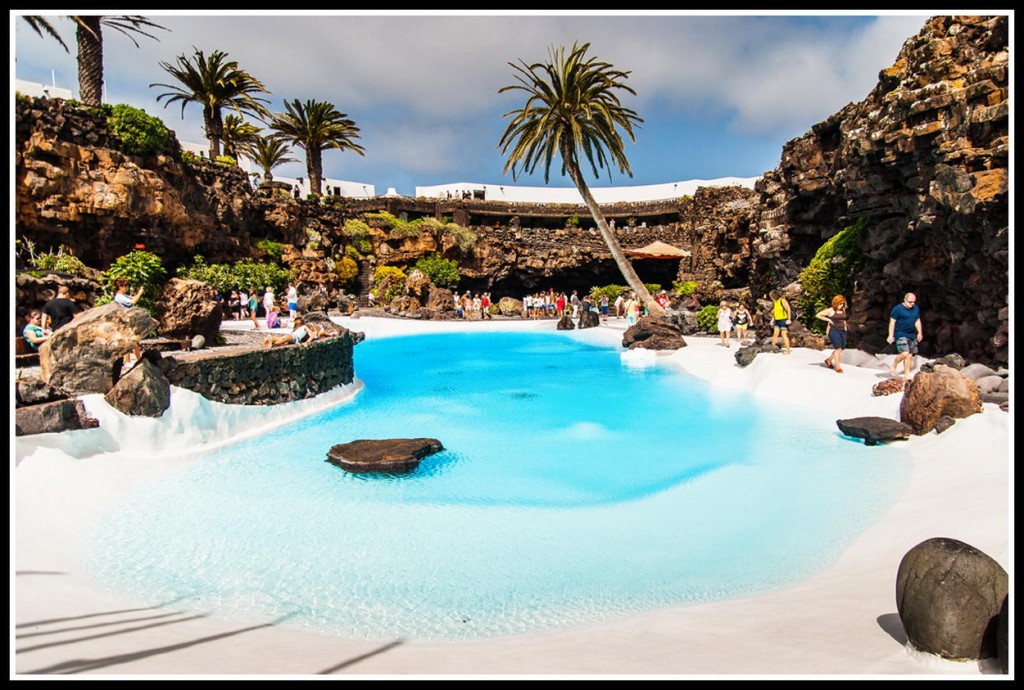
263, 317, 322, 348
22, 309, 50, 350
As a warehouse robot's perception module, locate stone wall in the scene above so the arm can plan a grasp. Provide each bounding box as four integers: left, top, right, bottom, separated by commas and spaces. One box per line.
160, 332, 363, 406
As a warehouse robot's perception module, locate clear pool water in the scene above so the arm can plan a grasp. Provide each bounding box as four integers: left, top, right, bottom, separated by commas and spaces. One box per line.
85, 330, 908, 641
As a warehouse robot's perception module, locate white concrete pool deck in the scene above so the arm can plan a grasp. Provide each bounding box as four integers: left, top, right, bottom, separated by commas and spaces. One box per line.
12, 316, 1011, 678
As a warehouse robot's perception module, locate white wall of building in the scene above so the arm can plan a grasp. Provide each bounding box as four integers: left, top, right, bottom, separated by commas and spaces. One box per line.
415, 177, 759, 204
15, 79, 73, 100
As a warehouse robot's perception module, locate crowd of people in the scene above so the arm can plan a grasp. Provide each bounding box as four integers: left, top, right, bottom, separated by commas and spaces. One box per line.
19, 277, 925, 378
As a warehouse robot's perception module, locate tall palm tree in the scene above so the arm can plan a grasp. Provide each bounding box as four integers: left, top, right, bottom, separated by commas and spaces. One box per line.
499, 42, 661, 315
221, 114, 262, 165
151, 48, 272, 159
21, 15, 166, 107
249, 135, 297, 183
269, 98, 365, 197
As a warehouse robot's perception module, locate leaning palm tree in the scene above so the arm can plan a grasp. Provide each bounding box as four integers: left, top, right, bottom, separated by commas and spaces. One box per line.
249, 135, 297, 183
151, 48, 272, 159
499, 42, 661, 315
221, 113, 262, 165
269, 98, 365, 197
21, 14, 166, 107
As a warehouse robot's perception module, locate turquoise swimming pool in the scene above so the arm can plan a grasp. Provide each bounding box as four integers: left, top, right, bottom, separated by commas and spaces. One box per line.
84, 330, 908, 640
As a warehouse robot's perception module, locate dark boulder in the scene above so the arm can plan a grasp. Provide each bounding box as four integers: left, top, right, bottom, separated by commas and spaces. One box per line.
836, 416, 913, 445
556, 314, 576, 330
896, 537, 1008, 661
15, 398, 99, 436
622, 316, 687, 350
577, 309, 600, 330
326, 438, 444, 474
103, 358, 171, 418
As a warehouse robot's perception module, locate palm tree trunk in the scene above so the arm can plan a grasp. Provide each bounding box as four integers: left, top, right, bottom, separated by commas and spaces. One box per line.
308, 151, 323, 198
204, 106, 222, 158
76, 16, 103, 107
563, 153, 663, 315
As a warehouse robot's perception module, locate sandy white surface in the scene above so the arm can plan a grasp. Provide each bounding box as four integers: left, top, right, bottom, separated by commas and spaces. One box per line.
12, 316, 1011, 678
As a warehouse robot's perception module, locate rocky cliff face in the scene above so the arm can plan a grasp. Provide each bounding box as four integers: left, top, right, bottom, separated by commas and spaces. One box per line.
15, 97, 259, 269
749, 15, 1008, 364
14, 15, 1008, 366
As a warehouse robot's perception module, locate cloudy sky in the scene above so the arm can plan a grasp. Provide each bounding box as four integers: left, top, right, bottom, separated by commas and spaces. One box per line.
13, 11, 936, 196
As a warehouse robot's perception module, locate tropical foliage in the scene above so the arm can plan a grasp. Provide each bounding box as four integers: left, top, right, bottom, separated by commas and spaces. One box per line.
499, 41, 658, 313
371, 265, 408, 303
16, 241, 88, 276
98, 250, 167, 312
414, 254, 460, 289
151, 48, 271, 158
106, 103, 172, 155
695, 304, 720, 333
249, 135, 297, 182
270, 98, 364, 198
797, 218, 867, 332
177, 256, 292, 296
220, 113, 262, 163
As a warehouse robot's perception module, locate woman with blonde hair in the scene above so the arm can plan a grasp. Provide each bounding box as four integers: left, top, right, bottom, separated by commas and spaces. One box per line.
816, 294, 849, 373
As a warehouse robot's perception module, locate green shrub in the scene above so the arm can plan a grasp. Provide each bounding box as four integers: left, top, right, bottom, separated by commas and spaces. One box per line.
176, 255, 234, 293
590, 284, 624, 301
334, 256, 359, 286
213, 154, 236, 166
181, 150, 201, 165
372, 265, 407, 303
25, 244, 89, 276
99, 250, 167, 313
696, 304, 720, 333
444, 224, 478, 252
672, 280, 698, 297
106, 103, 172, 156
229, 258, 292, 295
256, 239, 285, 261
414, 254, 460, 289
797, 218, 867, 332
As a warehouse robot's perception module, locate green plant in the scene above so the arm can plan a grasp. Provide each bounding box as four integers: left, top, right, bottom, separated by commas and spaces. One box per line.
99, 249, 167, 312
256, 239, 285, 261
229, 258, 292, 295
22, 243, 89, 276
444, 224, 478, 252
181, 150, 201, 165
212, 154, 236, 166
414, 254, 460, 289
371, 265, 408, 303
797, 218, 867, 332
644, 283, 661, 295
590, 284, 624, 301
566, 214, 580, 227
334, 255, 359, 286
106, 103, 172, 156
175, 255, 234, 293
672, 280, 698, 297
696, 304, 720, 333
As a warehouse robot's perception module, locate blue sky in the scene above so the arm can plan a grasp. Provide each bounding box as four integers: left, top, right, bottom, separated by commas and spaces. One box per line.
13, 11, 937, 197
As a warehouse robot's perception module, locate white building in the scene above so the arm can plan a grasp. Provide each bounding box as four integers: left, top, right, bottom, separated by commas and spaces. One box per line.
15, 78, 73, 100
415, 177, 759, 204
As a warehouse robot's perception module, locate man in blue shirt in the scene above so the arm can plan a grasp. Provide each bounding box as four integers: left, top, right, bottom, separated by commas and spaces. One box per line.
887, 292, 923, 377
